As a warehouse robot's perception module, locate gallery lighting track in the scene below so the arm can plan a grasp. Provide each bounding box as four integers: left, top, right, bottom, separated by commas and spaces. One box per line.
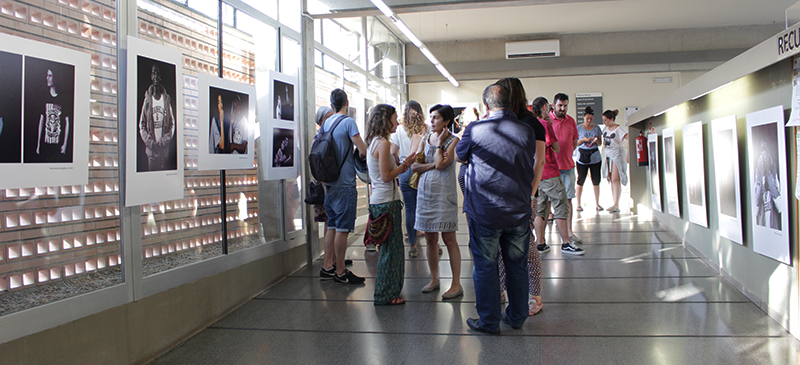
369, 0, 459, 88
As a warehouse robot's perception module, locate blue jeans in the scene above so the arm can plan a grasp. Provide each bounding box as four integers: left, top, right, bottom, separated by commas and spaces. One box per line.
398, 169, 417, 246
468, 217, 530, 331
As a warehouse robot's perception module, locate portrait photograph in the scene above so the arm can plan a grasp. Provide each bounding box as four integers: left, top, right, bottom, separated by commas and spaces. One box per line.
647, 133, 662, 212
746, 106, 789, 264
682, 121, 707, 227
272, 79, 294, 122
272, 128, 294, 168
197, 74, 255, 171
711, 115, 743, 244
0, 50, 22, 163
135, 55, 178, 173
662, 128, 680, 218
23, 56, 75, 163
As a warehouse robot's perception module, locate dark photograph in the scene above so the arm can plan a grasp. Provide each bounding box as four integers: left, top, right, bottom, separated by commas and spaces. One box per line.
0, 50, 22, 163
209, 86, 249, 155
714, 129, 738, 217
23, 56, 75, 163
272, 128, 294, 168
750, 123, 781, 230
684, 131, 704, 206
273, 80, 294, 121
136, 56, 177, 172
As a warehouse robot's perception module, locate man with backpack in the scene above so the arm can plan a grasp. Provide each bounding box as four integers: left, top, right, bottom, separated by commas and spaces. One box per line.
317, 89, 367, 284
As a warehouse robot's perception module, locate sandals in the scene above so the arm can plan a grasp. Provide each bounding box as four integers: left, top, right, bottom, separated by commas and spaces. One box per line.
607, 207, 620, 213
375, 297, 406, 306
596, 206, 604, 211
529, 296, 543, 316
576, 206, 584, 212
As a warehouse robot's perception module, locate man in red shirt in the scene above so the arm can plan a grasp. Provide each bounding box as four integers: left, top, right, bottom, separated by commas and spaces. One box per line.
549, 93, 581, 244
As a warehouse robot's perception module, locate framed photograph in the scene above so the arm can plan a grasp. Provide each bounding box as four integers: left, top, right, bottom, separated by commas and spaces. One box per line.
682, 121, 708, 227
647, 133, 662, 212
711, 115, 743, 244
746, 106, 789, 264
197, 74, 255, 170
125, 36, 184, 206
0, 33, 90, 189
663, 128, 680, 218
260, 70, 298, 180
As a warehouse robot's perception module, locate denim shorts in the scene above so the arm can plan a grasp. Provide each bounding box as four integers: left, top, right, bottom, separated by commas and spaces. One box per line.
324, 186, 358, 233
560, 168, 576, 199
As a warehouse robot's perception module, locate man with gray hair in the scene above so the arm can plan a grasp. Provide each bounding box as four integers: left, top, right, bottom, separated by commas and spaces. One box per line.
456, 83, 537, 334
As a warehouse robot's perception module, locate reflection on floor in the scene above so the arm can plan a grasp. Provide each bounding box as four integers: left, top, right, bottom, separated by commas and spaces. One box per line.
151, 211, 800, 364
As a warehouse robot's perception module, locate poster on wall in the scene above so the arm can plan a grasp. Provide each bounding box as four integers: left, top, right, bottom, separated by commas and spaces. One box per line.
125, 36, 184, 206
746, 106, 790, 264
260, 70, 298, 180
197, 74, 255, 170
662, 128, 681, 218
575, 92, 602, 122
711, 115, 743, 244
0, 33, 90, 189
647, 133, 662, 212
682, 121, 708, 227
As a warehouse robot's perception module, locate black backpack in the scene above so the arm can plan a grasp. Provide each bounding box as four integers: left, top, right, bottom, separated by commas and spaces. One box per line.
308, 115, 351, 183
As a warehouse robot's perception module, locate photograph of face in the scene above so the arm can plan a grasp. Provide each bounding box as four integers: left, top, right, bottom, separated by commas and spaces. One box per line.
664, 136, 675, 184
273, 80, 294, 122
648, 137, 662, 212
136, 56, 177, 172
272, 128, 294, 168
23, 56, 75, 163
0, 50, 22, 163
714, 129, 737, 217
684, 131, 704, 206
750, 123, 781, 231
209, 86, 249, 155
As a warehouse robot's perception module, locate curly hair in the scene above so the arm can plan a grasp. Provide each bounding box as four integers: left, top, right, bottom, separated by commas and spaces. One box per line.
365, 104, 397, 146
402, 100, 426, 135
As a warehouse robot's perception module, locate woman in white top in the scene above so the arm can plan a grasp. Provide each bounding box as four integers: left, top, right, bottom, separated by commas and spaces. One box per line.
389, 101, 427, 257
600, 109, 628, 213
365, 104, 417, 305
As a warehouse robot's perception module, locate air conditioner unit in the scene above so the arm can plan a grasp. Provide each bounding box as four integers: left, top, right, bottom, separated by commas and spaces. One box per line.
505, 40, 560, 59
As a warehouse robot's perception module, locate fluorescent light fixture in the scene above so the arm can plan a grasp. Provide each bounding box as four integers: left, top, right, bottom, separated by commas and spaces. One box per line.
369, 0, 458, 87
690, 81, 734, 101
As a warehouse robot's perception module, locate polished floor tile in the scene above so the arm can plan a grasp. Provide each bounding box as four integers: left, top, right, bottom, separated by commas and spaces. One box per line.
151, 212, 800, 364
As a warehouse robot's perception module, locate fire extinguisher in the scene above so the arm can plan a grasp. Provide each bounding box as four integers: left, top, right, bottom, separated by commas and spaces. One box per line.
635, 131, 648, 166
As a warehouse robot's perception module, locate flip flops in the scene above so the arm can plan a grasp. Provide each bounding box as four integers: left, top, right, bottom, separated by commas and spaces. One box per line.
375, 297, 406, 306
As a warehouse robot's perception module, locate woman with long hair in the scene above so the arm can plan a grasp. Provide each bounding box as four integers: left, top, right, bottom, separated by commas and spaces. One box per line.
390, 101, 427, 257
600, 109, 628, 213
495, 77, 546, 315
412, 104, 463, 299
365, 104, 416, 305
575, 106, 604, 211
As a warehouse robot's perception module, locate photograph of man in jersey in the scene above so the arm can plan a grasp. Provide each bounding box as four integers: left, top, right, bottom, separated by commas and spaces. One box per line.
273, 80, 294, 121
684, 131, 703, 206
136, 57, 177, 172
23, 56, 74, 163
714, 128, 737, 217
209, 87, 248, 155
750, 123, 781, 230
0, 50, 22, 163
272, 128, 293, 168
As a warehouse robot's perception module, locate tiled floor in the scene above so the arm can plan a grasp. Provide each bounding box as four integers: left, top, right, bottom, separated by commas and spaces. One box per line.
151, 211, 800, 364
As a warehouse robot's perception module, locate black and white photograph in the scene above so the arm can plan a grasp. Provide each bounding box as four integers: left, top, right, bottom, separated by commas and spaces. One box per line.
647, 133, 662, 212
197, 74, 255, 171
272, 128, 294, 168
0, 50, 22, 163
683, 121, 708, 227
273, 79, 294, 122
125, 37, 184, 206
711, 115, 743, 244
663, 128, 680, 218
135, 55, 177, 173
746, 106, 789, 264
23, 56, 75, 164
0, 33, 90, 190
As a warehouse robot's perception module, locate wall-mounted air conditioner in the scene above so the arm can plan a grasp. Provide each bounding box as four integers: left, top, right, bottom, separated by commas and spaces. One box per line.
505, 39, 560, 59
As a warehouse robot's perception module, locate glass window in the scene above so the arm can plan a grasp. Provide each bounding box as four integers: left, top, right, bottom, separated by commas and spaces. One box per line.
242, 0, 278, 20
322, 18, 362, 68
187, 0, 218, 20
278, 0, 301, 33
367, 18, 404, 91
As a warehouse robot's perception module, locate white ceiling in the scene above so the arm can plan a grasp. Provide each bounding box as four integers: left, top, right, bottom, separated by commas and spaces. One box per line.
388, 0, 797, 42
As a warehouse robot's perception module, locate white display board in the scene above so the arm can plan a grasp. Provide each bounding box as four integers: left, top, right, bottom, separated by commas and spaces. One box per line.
0, 33, 90, 189
682, 121, 708, 227
125, 37, 184, 206
746, 106, 790, 265
259, 70, 298, 180
662, 128, 680, 218
197, 74, 255, 170
647, 133, 662, 212
711, 115, 743, 244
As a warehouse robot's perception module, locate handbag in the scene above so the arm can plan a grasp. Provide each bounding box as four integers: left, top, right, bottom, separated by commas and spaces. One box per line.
363, 180, 398, 247
578, 148, 596, 165
304, 180, 325, 205
408, 151, 425, 189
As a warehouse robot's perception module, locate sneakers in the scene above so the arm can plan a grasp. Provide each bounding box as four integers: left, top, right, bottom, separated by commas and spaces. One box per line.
333, 269, 366, 284
320, 266, 335, 280
365, 243, 377, 252
561, 242, 585, 255
409, 245, 418, 257
570, 234, 583, 244
537, 243, 550, 254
